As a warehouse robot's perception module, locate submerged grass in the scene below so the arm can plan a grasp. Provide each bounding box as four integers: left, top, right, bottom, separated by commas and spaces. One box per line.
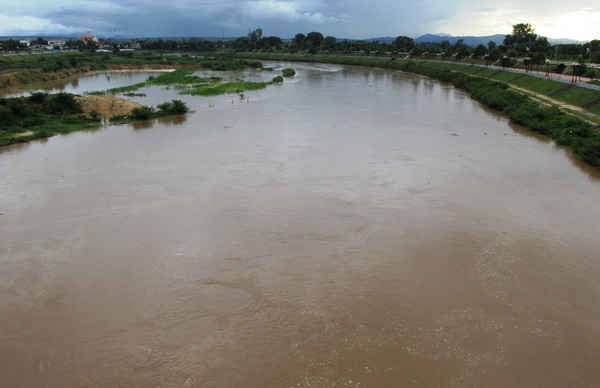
88, 69, 223, 95
88, 68, 274, 97
183, 81, 270, 96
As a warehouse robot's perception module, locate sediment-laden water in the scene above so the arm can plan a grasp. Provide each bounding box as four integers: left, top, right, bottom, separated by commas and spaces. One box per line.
1, 63, 600, 387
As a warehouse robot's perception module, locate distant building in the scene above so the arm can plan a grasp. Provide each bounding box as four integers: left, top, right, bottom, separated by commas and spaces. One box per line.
79, 31, 98, 43
19, 39, 31, 47
48, 39, 66, 47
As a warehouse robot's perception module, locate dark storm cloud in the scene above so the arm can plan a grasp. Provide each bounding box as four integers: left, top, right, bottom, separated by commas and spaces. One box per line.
1, 0, 599, 39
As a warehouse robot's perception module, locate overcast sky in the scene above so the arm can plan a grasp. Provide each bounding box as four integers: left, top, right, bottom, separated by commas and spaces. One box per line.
1, 0, 598, 40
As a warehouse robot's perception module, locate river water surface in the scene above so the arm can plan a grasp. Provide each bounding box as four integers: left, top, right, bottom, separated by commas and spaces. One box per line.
1, 63, 600, 387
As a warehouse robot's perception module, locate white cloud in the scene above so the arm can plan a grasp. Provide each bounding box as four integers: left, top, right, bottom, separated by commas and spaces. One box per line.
0, 14, 78, 34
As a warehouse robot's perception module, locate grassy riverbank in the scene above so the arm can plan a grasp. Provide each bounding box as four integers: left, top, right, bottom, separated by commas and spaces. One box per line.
0, 92, 99, 146
0, 92, 189, 146
0, 52, 263, 94
238, 53, 600, 167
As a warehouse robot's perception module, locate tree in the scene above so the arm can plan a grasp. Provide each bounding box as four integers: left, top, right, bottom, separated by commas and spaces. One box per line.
305, 32, 324, 50
260, 36, 282, 50
503, 23, 549, 56
553, 63, 566, 74
500, 56, 513, 68
322, 36, 337, 50
34, 37, 48, 46
573, 61, 587, 82
454, 39, 469, 60
248, 28, 263, 49
473, 44, 487, 58
293, 33, 306, 50
394, 36, 414, 51
3, 39, 25, 51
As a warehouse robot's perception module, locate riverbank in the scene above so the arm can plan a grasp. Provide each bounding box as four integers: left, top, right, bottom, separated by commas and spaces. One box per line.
238, 53, 600, 167
0, 92, 188, 146
0, 52, 264, 95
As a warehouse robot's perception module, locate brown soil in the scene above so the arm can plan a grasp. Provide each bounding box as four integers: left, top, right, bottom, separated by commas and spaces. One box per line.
13, 131, 34, 138
76, 95, 142, 118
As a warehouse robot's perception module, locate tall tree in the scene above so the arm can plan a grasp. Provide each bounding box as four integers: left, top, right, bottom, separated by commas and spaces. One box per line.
394, 36, 414, 51
305, 32, 324, 49
322, 36, 337, 50
503, 23, 548, 56
293, 33, 306, 50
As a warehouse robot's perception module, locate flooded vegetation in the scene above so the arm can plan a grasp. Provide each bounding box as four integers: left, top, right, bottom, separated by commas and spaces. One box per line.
2, 62, 600, 387
90, 68, 293, 97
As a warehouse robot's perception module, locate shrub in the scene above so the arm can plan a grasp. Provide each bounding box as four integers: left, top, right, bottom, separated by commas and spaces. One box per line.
46, 93, 81, 115
130, 106, 154, 120
553, 63, 566, 74
89, 110, 101, 121
157, 99, 189, 114
282, 68, 296, 77
272, 76, 284, 83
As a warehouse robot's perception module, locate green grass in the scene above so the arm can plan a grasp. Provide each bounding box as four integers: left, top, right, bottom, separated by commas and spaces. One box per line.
551, 87, 600, 107
88, 68, 274, 97
0, 93, 100, 146
508, 76, 566, 95
89, 69, 223, 95
87, 82, 147, 95
89, 68, 278, 97
146, 69, 221, 86
486, 71, 519, 82
183, 81, 270, 96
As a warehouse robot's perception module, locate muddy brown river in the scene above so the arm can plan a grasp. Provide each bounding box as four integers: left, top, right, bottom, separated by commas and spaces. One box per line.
1, 63, 600, 387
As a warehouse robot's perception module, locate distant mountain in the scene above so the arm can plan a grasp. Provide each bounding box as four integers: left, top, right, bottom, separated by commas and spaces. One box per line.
413, 34, 583, 46
548, 38, 582, 45
367, 37, 396, 43
415, 34, 506, 46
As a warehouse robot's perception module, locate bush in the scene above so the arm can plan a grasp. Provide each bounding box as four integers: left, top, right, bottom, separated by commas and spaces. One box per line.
46, 93, 81, 115
553, 63, 566, 74
157, 99, 189, 114
282, 68, 296, 77
272, 76, 284, 83
89, 110, 101, 121
130, 106, 154, 120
